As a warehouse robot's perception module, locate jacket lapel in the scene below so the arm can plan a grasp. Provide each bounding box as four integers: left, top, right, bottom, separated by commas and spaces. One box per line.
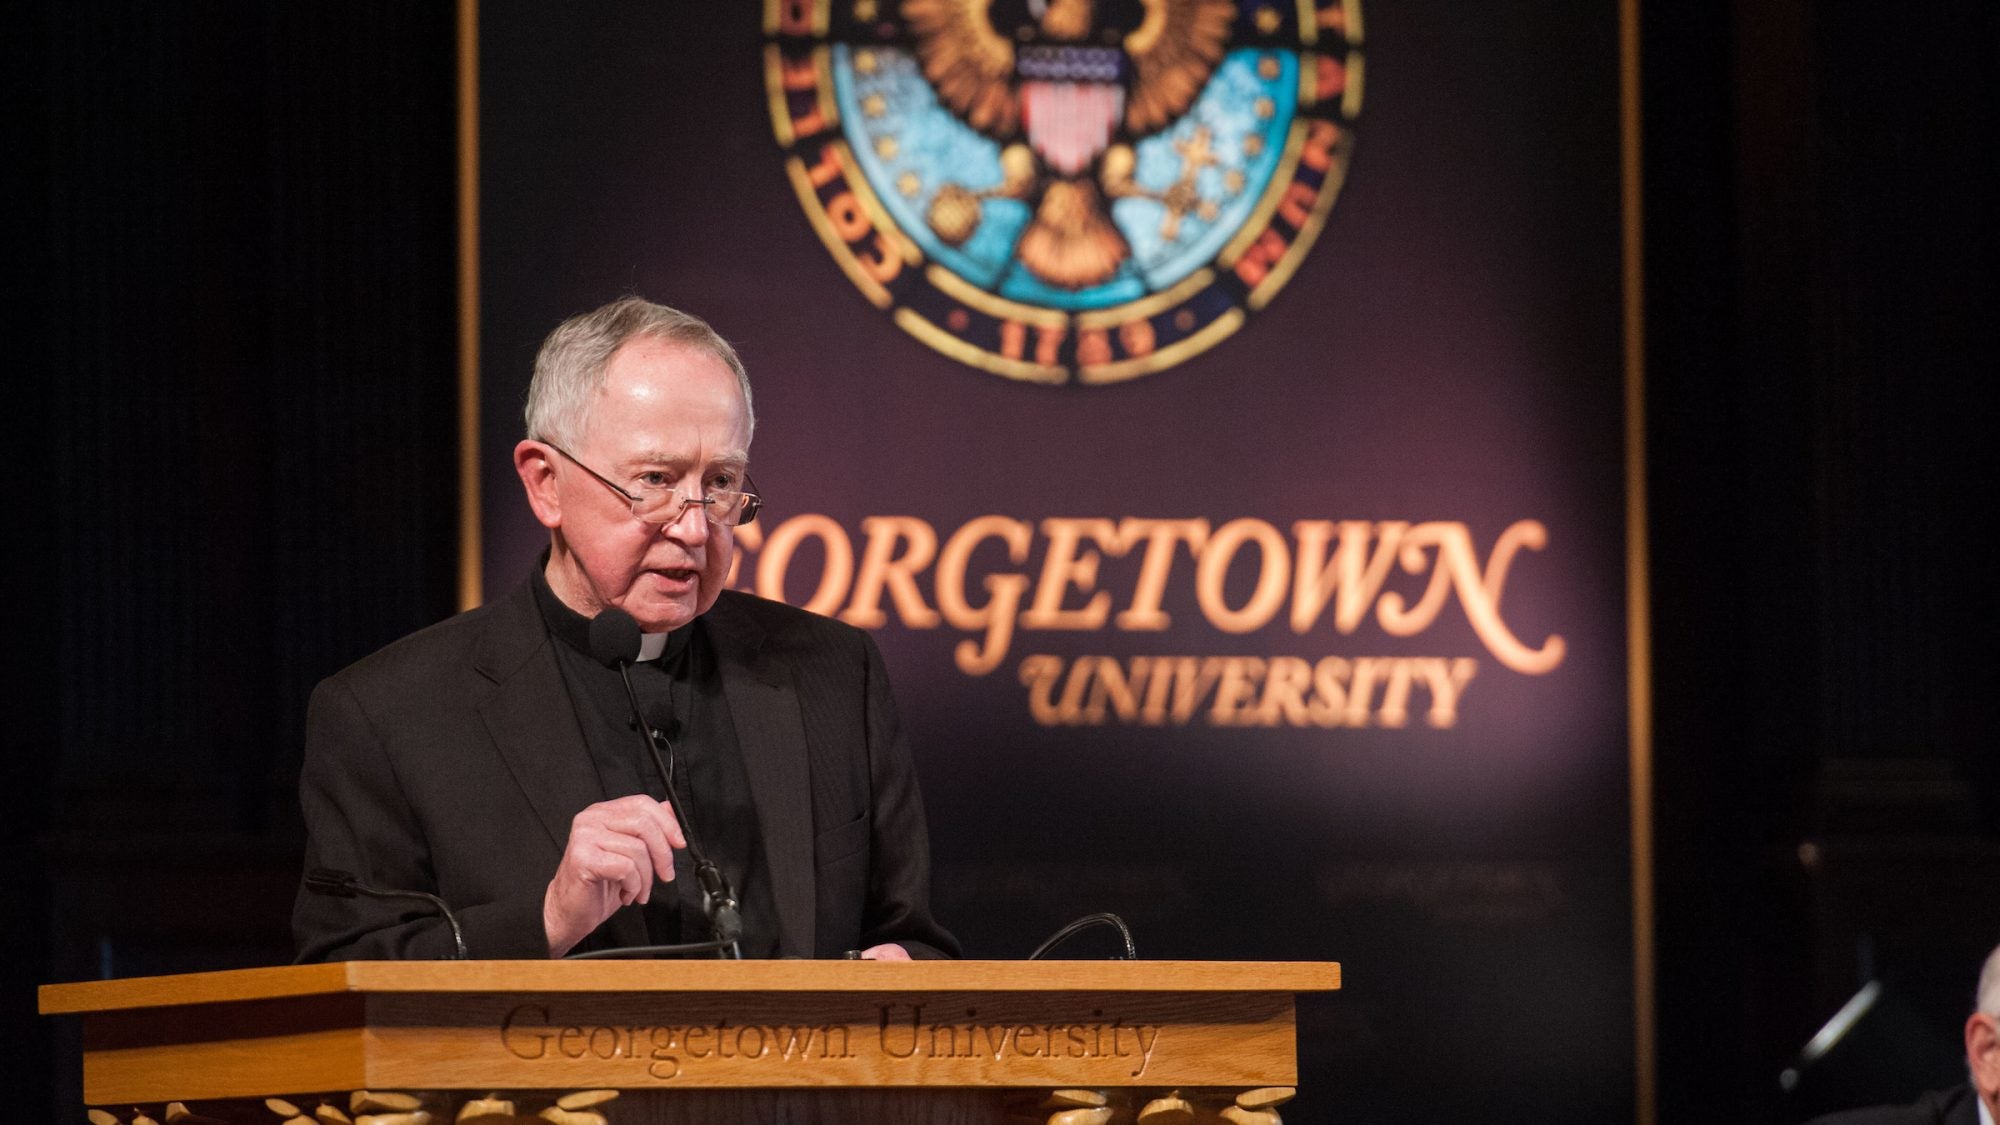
708, 595, 817, 958
469, 584, 648, 951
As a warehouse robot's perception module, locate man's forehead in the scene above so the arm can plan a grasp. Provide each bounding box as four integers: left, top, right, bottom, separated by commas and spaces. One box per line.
579, 342, 753, 462
620, 446, 750, 469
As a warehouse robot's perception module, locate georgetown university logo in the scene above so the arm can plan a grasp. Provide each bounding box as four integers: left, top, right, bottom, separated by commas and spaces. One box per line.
765, 0, 1363, 384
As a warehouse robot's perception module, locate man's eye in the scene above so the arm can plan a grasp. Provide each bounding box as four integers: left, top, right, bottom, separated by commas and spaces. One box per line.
637, 471, 672, 489
709, 472, 740, 492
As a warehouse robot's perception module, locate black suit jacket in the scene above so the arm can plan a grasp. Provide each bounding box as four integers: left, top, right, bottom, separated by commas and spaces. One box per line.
293, 582, 957, 961
1806, 1085, 1983, 1125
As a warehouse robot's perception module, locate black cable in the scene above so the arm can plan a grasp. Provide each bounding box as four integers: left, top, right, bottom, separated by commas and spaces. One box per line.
1027, 912, 1137, 960
304, 868, 468, 960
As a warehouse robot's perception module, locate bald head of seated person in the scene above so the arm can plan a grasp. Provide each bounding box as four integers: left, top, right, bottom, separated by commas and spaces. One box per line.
1808, 943, 2000, 1125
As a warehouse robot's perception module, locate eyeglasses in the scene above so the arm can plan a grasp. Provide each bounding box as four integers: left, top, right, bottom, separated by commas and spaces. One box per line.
547, 443, 762, 527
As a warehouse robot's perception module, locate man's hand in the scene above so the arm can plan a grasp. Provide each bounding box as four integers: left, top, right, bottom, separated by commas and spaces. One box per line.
544, 794, 685, 957
859, 943, 912, 960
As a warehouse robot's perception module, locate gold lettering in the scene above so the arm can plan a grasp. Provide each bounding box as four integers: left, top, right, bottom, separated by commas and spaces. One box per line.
1233, 227, 1286, 287
1380, 521, 1565, 674
744, 511, 1560, 683
1376, 523, 1457, 636
1256, 655, 1314, 726
1023, 518, 1118, 629
1055, 653, 1094, 721
1301, 117, 1341, 172
1076, 327, 1113, 366
935, 516, 1033, 674
998, 319, 1025, 359
1083, 655, 1146, 723
1139, 654, 1178, 723
1277, 180, 1318, 228
1113, 518, 1209, 630
1018, 655, 1065, 726
756, 514, 855, 616
826, 192, 871, 241
1034, 323, 1066, 365
804, 142, 843, 188
857, 233, 902, 283
1014, 654, 1476, 728
1374, 657, 1417, 727
1170, 656, 1228, 723
1118, 317, 1156, 358
1417, 656, 1478, 727
1208, 656, 1266, 725
1307, 655, 1350, 725
1195, 518, 1290, 633
1343, 656, 1386, 726
776, 0, 814, 35
1291, 519, 1407, 634
841, 516, 941, 628
1316, 54, 1347, 99
780, 52, 817, 90
792, 105, 828, 137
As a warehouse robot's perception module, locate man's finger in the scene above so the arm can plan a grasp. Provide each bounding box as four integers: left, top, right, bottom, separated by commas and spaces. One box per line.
610, 802, 682, 881
576, 832, 654, 903
590, 795, 688, 853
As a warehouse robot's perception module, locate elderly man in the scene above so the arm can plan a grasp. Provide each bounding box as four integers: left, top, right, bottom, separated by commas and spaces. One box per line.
293, 297, 956, 961
1810, 943, 2000, 1125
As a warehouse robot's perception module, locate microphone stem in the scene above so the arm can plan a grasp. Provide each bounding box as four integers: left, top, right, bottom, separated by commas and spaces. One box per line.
616, 662, 743, 958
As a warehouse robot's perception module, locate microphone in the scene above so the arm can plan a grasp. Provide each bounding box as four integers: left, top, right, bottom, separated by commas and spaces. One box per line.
584, 607, 743, 959
586, 605, 644, 670
1027, 912, 1137, 960
305, 868, 468, 960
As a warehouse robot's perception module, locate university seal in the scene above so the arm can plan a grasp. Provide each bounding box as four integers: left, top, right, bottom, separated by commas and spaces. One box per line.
765, 0, 1363, 384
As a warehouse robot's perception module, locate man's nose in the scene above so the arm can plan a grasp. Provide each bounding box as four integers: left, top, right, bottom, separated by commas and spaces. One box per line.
660, 495, 712, 543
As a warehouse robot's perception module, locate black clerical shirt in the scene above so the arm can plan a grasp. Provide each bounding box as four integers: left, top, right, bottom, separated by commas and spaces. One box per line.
531, 568, 777, 956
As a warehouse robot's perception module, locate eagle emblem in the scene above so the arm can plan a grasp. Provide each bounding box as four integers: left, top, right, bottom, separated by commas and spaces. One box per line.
766, 0, 1363, 383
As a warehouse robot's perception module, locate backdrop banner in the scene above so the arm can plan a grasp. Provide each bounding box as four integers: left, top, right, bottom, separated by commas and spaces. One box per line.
478, 2, 1631, 1119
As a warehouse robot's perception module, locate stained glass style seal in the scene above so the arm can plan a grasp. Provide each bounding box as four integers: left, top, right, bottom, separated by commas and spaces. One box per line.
765, 0, 1363, 384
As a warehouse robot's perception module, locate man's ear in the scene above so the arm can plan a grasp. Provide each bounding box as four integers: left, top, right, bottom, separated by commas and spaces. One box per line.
1966, 1012, 2000, 1102
515, 440, 563, 530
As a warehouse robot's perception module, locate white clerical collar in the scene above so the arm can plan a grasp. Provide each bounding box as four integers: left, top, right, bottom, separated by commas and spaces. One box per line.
1979, 1094, 1993, 1125
637, 631, 670, 662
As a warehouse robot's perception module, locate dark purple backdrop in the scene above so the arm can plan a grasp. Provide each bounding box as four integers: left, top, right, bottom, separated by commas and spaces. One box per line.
477, 3, 1630, 1120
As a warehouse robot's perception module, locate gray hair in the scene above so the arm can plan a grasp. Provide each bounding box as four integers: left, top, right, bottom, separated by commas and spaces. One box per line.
524, 296, 754, 448
1980, 943, 2000, 1015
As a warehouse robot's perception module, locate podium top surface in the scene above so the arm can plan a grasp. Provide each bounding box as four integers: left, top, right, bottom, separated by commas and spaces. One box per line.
40, 959, 1339, 1015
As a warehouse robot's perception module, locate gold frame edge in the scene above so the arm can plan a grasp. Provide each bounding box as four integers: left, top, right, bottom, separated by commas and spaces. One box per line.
456, 0, 484, 611
1621, 0, 1655, 1120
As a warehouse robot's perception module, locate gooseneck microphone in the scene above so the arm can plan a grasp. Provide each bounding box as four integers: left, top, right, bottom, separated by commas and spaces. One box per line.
304, 868, 469, 960
1027, 912, 1137, 960
575, 607, 743, 960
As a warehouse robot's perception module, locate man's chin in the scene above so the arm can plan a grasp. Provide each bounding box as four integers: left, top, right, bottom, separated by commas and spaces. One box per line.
629, 609, 694, 634
624, 589, 708, 633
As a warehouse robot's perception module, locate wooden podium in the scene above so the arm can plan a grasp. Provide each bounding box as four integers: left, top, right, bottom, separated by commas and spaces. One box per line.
41, 959, 1339, 1124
